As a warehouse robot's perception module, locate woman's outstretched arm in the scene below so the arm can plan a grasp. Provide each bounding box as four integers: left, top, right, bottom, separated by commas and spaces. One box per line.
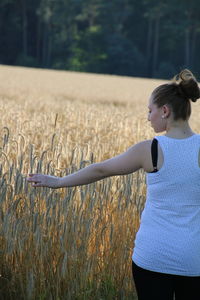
27, 141, 146, 188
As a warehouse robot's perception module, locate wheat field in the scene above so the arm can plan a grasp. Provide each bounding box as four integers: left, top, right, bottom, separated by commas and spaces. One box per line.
0, 65, 199, 300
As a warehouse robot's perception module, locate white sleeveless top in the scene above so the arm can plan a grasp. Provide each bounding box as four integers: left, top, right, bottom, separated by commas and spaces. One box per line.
132, 134, 200, 276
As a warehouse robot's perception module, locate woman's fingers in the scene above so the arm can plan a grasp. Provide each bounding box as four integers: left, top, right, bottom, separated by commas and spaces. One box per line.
31, 182, 43, 187
27, 174, 60, 188
27, 174, 38, 182
27, 174, 43, 186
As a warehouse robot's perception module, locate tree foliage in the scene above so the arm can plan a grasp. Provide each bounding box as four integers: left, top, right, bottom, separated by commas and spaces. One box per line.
1, 0, 200, 78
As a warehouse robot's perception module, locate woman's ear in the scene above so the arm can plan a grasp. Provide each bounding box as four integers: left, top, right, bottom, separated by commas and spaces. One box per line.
162, 105, 171, 118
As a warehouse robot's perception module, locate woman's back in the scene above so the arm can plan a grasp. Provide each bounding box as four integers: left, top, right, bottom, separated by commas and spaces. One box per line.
132, 134, 200, 276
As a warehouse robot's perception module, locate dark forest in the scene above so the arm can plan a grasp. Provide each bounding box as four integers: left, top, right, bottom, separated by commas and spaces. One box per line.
1, 0, 200, 79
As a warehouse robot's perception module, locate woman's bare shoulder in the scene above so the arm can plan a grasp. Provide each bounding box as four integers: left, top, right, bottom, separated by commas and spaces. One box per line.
136, 139, 152, 150
134, 139, 156, 172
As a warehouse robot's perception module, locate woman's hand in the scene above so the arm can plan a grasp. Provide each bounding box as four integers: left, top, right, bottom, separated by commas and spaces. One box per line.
27, 174, 61, 188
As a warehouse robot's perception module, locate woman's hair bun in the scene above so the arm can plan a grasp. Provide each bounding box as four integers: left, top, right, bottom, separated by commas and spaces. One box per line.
177, 69, 200, 102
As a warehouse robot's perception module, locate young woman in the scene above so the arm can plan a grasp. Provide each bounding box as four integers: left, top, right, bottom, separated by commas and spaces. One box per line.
28, 69, 200, 300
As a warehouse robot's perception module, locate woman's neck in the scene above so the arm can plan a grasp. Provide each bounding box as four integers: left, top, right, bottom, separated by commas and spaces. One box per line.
165, 120, 195, 139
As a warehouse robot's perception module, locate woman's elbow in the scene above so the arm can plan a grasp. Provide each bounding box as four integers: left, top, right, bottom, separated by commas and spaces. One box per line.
95, 162, 111, 178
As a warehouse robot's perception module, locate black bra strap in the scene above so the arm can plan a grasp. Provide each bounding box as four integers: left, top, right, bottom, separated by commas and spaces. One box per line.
151, 138, 158, 172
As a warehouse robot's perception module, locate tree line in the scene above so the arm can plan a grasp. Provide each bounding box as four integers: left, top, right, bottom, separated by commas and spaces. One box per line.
1, 0, 200, 79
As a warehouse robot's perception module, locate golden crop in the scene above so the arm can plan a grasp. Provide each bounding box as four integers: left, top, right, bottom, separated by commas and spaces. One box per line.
0, 65, 199, 299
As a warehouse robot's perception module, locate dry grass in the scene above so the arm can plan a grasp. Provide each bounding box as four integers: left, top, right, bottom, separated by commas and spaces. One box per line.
0, 65, 199, 300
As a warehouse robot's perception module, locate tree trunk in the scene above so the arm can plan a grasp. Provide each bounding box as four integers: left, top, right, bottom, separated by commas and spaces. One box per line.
21, 0, 28, 56
146, 17, 153, 77
184, 27, 190, 66
36, 16, 42, 64
152, 15, 160, 77
42, 22, 48, 67
191, 26, 197, 69
46, 23, 52, 68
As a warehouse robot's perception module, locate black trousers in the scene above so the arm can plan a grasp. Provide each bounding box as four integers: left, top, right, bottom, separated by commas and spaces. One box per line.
132, 261, 200, 300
